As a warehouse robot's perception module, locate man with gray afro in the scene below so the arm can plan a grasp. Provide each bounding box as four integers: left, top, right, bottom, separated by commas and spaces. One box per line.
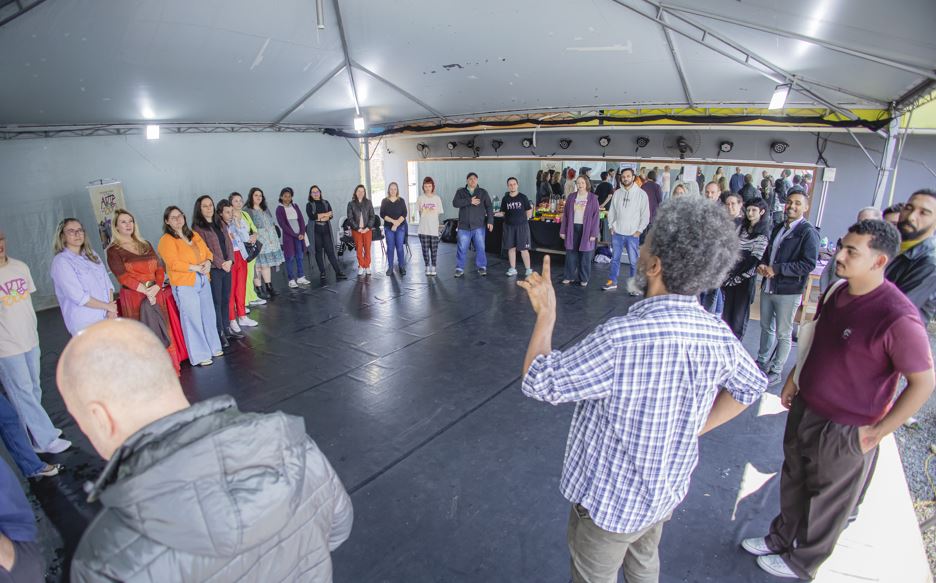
518, 197, 767, 583
58, 319, 352, 582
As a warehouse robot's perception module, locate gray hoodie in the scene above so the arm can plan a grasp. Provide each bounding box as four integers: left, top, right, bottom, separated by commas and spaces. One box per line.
71, 396, 353, 583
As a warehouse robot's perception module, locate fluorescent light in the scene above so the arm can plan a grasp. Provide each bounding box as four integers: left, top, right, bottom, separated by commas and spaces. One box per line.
353, 115, 365, 132
145, 124, 160, 140
316, 0, 325, 28
768, 84, 791, 110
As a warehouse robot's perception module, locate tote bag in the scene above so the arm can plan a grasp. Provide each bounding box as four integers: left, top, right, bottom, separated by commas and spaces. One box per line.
793, 278, 846, 386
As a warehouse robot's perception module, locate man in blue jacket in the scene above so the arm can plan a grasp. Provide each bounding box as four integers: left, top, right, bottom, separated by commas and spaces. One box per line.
756, 192, 820, 385
452, 172, 494, 277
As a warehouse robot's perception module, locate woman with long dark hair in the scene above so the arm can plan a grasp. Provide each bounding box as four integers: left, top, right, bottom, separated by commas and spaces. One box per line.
380, 182, 408, 276
218, 198, 257, 329
721, 197, 770, 338
347, 184, 375, 276
157, 206, 222, 365
245, 187, 284, 298
191, 195, 242, 345
275, 187, 309, 288
306, 185, 347, 283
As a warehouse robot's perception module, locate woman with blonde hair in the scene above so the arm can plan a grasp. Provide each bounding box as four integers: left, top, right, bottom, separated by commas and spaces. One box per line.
50, 218, 115, 335
106, 209, 188, 373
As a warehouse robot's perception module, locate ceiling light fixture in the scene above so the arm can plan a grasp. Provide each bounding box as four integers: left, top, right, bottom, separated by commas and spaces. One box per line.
598, 135, 611, 148
768, 83, 791, 110
145, 124, 160, 140
353, 115, 365, 132
491, 139, 503, 153
521, 137, 533, 149
558, 138, 572, 150
447, 141, 457, 150
635, 136, 650, 149
719, 141, 733, 153
771, 141, 790, 154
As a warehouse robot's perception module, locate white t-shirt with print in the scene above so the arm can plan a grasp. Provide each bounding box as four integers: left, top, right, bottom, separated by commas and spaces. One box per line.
0, 259, 39, 357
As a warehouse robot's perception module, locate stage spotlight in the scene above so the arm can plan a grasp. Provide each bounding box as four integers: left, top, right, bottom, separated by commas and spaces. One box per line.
491, 139, 503, 152
558, 138, 572, 150
598, 135, 611, 148
719, 141, 733, 153
771, 141, 789, 154
521, 137, 533, 148
447, 141, 457, 151
635, 136, 650, 149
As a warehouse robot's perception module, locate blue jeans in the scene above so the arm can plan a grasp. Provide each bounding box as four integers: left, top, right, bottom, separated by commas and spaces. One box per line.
757, 292, 801, 373
173, 273, 222, 364
285, 237, 305, 280
385, 223, 407, 269
609, 234, 639, 283
0, 392, 44, 476
700, 288, 724, 315
456, 228, 487, 270
0, 346, 61, 450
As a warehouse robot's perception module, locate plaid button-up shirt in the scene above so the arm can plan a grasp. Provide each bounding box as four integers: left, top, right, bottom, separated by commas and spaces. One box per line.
522, 295, 766, 533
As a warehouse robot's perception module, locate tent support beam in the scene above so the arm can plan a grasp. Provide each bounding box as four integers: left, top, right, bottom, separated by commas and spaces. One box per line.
0, 0, 48, 28
872, 115, 901, 207
331, 0, 361, 117
660, 3, 936, 81
610, 0, 868, 121
275, 63, 346, 124
350, 60, 445, 120
658, 11, 694, 108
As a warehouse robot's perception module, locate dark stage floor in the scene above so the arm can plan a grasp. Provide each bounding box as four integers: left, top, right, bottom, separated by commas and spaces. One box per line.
24, 237, 791, 582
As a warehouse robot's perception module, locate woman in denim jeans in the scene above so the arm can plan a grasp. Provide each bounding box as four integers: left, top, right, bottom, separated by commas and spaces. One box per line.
380, 182, 408, 276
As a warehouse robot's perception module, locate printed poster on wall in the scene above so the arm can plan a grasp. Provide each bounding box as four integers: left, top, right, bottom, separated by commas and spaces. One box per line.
86, 181, 125, 248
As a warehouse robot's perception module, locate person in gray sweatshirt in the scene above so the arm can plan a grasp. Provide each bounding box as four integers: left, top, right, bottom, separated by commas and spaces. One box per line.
452, 172, 494, 277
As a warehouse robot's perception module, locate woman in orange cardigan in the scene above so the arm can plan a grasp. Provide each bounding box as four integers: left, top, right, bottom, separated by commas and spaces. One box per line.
106, 209, 188, 374
157, 206, 222, 367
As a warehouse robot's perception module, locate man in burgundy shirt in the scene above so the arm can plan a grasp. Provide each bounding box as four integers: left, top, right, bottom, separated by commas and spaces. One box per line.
742, 219, 935, 580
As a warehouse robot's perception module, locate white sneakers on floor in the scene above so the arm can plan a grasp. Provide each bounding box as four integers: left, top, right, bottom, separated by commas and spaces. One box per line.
288, 279, 299, 288
36, 437, 71, 454
357, 267, 364, 276
366, 267, 372, 275
741, 537, 799, 579
238, 316, 258, 327
229, 319, 242, 333
249, 297, 266, 306
296, 276, 311, 285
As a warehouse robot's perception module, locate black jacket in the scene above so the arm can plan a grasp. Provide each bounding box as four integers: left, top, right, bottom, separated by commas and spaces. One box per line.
452, 187, 494, 231
738, 184, 758, 203
760, 219, 820, 295
885, 236, 936, 322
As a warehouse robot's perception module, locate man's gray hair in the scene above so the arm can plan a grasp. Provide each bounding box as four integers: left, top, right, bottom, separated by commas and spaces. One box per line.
648, 197, 740, 295
857, 206, 883, 220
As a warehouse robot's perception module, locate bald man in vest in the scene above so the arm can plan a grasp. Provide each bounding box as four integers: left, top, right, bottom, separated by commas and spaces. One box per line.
58, 319, 352, 583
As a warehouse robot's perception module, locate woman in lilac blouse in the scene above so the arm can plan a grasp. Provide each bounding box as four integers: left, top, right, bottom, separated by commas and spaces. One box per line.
50, 218, 116, 335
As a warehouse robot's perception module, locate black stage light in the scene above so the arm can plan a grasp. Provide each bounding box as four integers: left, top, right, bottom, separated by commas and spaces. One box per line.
559, 138, 572, 150
598, 135, 611, 148
771, 141, 789, 154
521, 137, 533, 148
447, 141, 457, 151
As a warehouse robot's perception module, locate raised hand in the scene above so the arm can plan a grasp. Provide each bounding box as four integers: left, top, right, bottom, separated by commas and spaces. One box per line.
517, 255, 556, 318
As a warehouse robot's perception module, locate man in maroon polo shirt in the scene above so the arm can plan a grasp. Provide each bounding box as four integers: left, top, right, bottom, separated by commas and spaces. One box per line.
742, 219, 935, 580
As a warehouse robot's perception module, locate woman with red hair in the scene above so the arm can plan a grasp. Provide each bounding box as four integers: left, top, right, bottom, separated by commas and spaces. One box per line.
416, 176, 444, 275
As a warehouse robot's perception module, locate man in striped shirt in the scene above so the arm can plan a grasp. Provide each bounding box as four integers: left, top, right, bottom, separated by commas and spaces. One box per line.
518, 197, 767, 583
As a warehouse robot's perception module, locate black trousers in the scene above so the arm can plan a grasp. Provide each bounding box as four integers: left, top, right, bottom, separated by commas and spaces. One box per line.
765, 398, 877, 579
721, 278, 755, 339
209, 267, 232, 337
313, 224, 341, 274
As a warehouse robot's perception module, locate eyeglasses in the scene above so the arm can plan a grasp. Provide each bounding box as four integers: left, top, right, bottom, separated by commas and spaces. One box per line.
64, 228, 85, 235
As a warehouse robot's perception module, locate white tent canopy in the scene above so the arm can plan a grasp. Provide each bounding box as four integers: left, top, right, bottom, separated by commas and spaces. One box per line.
1, 0, 934, 134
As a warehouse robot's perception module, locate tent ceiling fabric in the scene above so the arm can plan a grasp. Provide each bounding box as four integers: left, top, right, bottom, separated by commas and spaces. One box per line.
1, 0, 934, 131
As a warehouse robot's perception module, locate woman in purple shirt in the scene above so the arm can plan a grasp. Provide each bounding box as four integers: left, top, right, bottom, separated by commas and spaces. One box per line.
50, 218, 116, 335
560, 177, 600, 287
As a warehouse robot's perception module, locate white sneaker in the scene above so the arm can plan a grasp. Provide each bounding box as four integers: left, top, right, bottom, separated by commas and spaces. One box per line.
366, 267, 372, 275
238, 316, 258, 327
358, 267, 364, 276
229, 319, 242, 333
741, 537, 773, 556
39, 437, 71, 454
296, 276, 311, 285
250, 298, 267, 306
288, 279, 299, 288
756, 555, 798, 579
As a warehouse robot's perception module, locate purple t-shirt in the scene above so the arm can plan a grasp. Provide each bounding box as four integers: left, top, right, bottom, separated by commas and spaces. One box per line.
799, 280, 932, 426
